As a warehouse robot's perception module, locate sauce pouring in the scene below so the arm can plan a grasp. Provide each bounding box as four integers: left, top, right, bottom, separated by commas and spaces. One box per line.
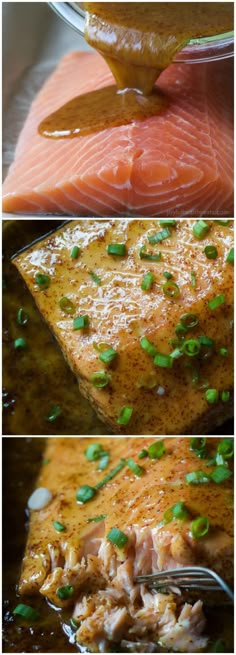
39, 2, 233, 138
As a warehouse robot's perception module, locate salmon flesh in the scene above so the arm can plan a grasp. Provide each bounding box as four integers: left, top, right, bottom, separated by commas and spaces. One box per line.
13, 219, 234, 435
19, 437, 234, 652
2, 52, 233, 217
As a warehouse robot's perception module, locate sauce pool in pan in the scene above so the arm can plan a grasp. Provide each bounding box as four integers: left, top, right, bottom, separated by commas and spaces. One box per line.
2, 220, 110, 436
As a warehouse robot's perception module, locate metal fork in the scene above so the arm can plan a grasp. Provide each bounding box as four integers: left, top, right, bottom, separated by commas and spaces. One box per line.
135, 567, 234, 603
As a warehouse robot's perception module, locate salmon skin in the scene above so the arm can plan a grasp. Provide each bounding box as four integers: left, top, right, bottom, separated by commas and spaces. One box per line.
13, 219, 234, 436
19, 437, 233, 652
2, 52, 233, 217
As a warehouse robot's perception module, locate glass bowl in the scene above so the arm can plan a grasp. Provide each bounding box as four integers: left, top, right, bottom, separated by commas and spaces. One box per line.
49, 2, 234, 63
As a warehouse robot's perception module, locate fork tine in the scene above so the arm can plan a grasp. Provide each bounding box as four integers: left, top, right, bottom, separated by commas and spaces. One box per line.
135, 566, 234, 603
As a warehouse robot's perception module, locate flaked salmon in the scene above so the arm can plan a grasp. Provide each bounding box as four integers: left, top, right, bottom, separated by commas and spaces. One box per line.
2, 52, 233, 217
19, 437, 234, 652
13, 219, 234, 435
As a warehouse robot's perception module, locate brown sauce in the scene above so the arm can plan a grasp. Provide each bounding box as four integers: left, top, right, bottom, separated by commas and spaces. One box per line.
39, 2, 233, 139
2, 438, 234, 653
2, 220, 110, 436
2, 220, 233, 437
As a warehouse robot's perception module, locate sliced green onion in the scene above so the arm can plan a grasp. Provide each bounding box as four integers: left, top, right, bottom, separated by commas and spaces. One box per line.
73, 315, 89, 330
70, 617, 80, 631
76, 485, 96, 503
185, 471, 210, 485
172, 501, 189, 520
193, 377, 209, 390
88, 514, 107, 523
182, 339, 201, 357
163, 271, 173, 280
162, 281, 180, 298
210, 639, 226, 653
141, 272, 155, 291
95, 459, 125, 489
198, 335, 214, 348
138, 449, 148, 459
45, 404, 61, 422
99, 347, 117, 365
154, 353, 173, 368
148, 228, 171, 244
59, 296, 75, 314
14, 338, 27, 350
35, 273, 50, 289
217, 438, 233, 459
85, 443, 104, 461
139, 246, 161, 261
140, 336, 157, 357
175, 323, 187, 339
215, 220, 230, 226
13, 604, 40, 621
90, 371, 111, 388
190, 438, 207, 458
204, 245, 218, 259
159, 220, 176, 227
170, 347, 183, 360
17, 308, 28, 325
208, 294, 225, 310
106, 527, 128, 548
180, 313, 198, 329
57, 585, 74, 600
97, 454, 110, 470
221, 390, 230, 403
163, 502, 189, 524
226, 248, 234, 264
89, 271, 101, 285
126, 458, 144, 477
117, 406, 133, 425
205, 389, 219, 404
70, 246, 80, 259
191, 516, 209, 539
148, 440, 165, 460
215, 453, 225, 466
191, 270, 196, 287
193, 221, 210, 240
53, 521, 66, 532
43, 459, 50, 465
219, 347, 228, 357
107, 243, 127, 256
210, 466, 232, 484
206, 457, 217, 467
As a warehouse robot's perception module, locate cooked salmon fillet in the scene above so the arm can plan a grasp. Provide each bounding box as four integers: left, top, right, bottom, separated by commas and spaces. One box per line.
2, 52, 233, 217
13, 219, 234, 435
19, 437, 234, 652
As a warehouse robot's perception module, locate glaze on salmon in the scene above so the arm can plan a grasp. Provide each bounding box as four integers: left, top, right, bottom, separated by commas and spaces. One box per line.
2, 53, 233, 217
13, 219, 233, 435
19, 437, 234, 652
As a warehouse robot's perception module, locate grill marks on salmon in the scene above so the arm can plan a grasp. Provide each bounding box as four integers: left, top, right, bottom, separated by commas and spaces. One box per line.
19, 437, 233, 652
2, 52, 233, 216
13, 220, 233, 435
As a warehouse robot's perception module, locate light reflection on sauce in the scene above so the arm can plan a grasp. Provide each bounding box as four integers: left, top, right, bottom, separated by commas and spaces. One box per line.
39, 2, 233, 139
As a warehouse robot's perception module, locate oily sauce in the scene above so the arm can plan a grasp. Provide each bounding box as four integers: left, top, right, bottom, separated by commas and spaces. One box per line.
39, 2, 233, 138
2, 220, 109, 436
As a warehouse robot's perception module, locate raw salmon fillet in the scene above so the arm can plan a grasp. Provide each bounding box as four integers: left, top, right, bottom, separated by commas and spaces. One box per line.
19, 437, 233, 652
13, 219, 234, 435
2, 52, 233, 217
